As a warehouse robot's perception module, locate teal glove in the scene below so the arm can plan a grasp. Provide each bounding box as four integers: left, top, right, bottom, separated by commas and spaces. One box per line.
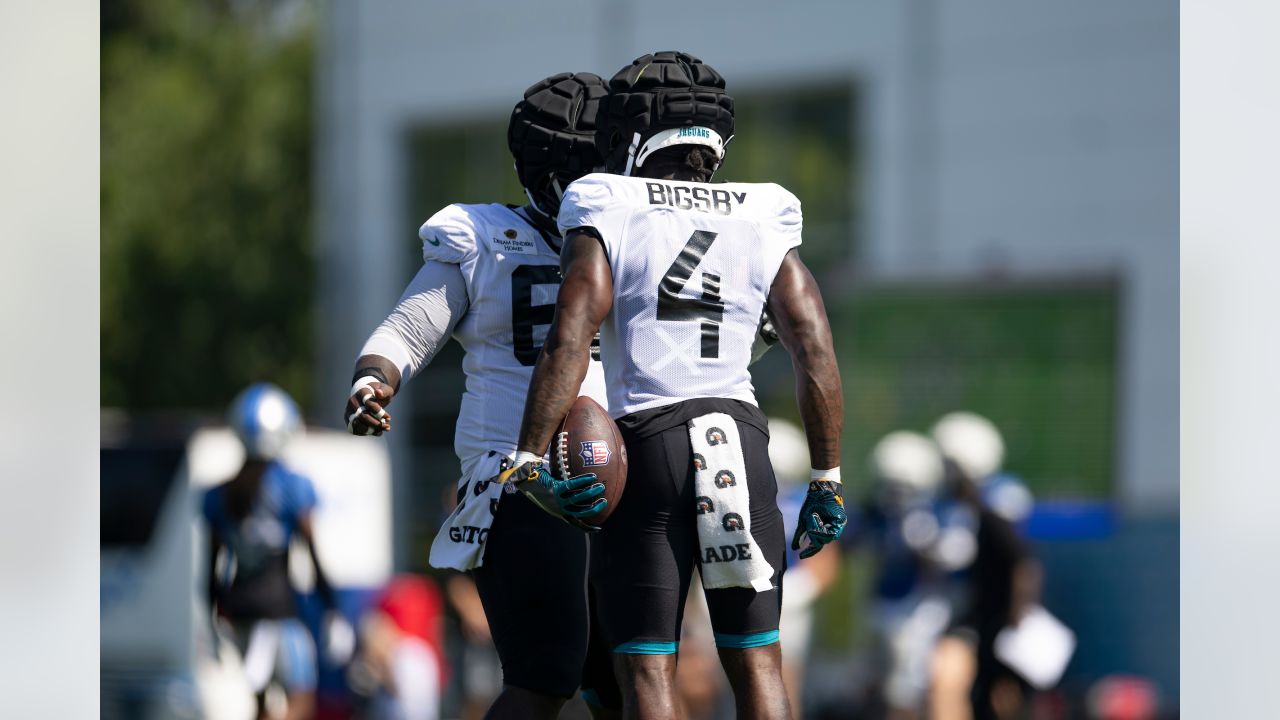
791, 480, 847, 558
499, 460, 607, 532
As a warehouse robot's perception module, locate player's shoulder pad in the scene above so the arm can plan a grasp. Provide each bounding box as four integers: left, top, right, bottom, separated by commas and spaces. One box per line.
557, 172, 618, 234
763, 183, 802, 244
419, 203, 487, 264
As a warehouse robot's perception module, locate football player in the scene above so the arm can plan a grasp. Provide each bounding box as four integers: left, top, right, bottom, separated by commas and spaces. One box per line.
343, 74, 618, 718
505, 52, 847, 719
205, 383, 352, 720
928, 412, 1042, 720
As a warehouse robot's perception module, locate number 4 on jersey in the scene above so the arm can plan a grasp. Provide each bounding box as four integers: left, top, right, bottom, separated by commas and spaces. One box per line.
658, 230, 725, 359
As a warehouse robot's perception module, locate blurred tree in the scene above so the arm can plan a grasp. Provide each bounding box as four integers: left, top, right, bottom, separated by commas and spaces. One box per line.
102, 0, 315, 412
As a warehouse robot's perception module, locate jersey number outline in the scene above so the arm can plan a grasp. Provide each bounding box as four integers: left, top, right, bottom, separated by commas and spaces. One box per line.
657, 230, 724, 359
510, 265, 559, 366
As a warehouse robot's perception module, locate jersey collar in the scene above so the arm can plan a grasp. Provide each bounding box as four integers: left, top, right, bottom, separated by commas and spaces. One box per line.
511, 205, 563, 254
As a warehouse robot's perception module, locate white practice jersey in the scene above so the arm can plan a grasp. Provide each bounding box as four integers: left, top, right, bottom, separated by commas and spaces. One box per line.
420, 203, 607, 461
558, 173, 802, 418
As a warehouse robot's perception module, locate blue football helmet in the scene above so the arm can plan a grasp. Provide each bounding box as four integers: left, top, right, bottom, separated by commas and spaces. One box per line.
228, 382, 302, 460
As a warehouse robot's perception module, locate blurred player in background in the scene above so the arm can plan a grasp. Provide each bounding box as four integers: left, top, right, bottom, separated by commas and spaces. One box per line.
442, 571, 502, 720
204, 383, 353, 720
347, 574, 447, 720
927, 412, 1042, 720
343, 73, 618, 719
856, 431, 958, 720
508, 51, 846, 720
769, 418, 842, 715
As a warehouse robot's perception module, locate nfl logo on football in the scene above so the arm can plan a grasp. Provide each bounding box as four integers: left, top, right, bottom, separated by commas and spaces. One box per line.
580, 440, 611, 466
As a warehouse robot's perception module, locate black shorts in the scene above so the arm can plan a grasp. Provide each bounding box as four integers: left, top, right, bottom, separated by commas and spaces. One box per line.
472, 488, 596, 698
580, 584, 623, 710
590, 398, 787, 654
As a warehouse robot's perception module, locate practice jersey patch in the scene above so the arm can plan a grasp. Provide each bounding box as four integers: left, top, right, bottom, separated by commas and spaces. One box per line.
489, 228, 537, 255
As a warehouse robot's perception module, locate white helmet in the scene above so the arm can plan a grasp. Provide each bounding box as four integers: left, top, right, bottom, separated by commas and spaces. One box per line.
869, 431, 945, 496
228, 383, 302, 460
767, 417, 810, 487
931, 411, 1005, 483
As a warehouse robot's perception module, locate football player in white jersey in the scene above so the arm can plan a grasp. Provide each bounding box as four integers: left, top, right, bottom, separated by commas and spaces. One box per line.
504, 52, 848, 720
343, 73, 619, 719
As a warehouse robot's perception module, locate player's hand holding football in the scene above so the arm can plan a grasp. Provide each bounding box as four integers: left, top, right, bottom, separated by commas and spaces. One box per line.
345, 376, 395, 436
498, 453, 608, 532
792, 471, 847, 558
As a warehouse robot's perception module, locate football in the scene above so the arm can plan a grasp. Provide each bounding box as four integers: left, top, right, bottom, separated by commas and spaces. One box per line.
549, 395, 628, 523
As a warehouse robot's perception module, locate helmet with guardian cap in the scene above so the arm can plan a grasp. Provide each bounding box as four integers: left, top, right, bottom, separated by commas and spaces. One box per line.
507, 72, 608, 219
597, 51, 735, 177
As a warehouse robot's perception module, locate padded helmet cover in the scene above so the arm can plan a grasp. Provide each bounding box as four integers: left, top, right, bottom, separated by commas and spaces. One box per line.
598, 51, 735, 174
507, 72, 608, 217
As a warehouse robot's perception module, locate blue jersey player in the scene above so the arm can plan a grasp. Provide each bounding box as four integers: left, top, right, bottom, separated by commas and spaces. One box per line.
204, 383, 350, 720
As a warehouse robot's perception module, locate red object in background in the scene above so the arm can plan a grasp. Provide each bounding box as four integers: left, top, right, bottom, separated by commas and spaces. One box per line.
316, 576, 448, 720
376, 574, 447, 683
1086, 675, 1159, 720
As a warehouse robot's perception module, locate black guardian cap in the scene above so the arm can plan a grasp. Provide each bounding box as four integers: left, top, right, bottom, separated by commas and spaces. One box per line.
507, 72, 608, 219
597, 51, 735, 176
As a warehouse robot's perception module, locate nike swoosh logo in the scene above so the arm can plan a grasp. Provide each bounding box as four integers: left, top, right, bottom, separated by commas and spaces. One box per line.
426, 236, 441, 246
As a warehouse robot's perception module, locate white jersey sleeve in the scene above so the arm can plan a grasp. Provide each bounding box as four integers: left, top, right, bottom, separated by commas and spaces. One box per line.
763, 185, 803, 280
557, 174, 627, 261
420, 204, 482, 265
359, 260, 470, 381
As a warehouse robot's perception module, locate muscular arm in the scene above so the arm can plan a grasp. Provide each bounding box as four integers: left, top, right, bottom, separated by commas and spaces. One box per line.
514, 230, 613, 455
766, 250, 843, 470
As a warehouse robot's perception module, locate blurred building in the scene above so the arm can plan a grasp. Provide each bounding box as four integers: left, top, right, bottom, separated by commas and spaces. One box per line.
311, 0, 1177, 706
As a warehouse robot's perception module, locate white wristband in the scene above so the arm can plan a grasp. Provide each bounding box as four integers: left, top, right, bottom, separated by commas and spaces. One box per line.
513, 450, 542, 466
811, 467, 841, 484
350, 375, 380, 397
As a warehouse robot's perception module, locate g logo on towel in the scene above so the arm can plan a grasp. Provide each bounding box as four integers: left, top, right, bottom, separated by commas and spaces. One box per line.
695, 496, 716, 514
722, 513, 744, 531
705, 427, 728, 446
692, 453, 707, 471
714, 470, 737, 488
